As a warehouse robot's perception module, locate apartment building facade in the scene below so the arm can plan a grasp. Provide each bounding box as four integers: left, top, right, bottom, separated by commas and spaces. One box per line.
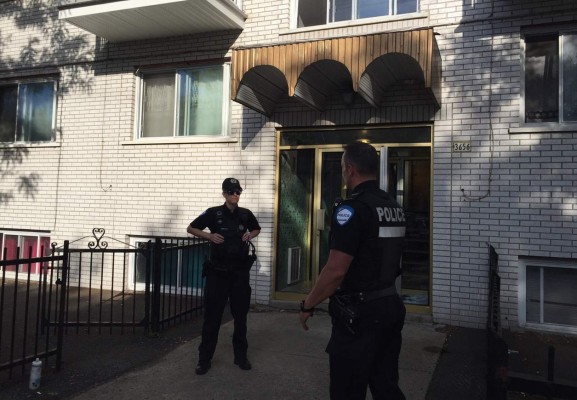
1, 0, 577, 334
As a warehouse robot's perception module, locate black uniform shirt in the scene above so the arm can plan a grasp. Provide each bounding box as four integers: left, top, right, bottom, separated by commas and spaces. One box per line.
330, 180, 406, 292
190, 204, 260, 264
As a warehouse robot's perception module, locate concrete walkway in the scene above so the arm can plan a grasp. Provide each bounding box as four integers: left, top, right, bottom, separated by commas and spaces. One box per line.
70, 310, 446, 400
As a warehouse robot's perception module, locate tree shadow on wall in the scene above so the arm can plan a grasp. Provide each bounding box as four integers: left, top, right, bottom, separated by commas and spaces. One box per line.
0, 0, 93, 205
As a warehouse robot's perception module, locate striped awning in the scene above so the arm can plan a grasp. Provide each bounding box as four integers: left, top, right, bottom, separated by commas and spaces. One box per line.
231, 28, 441, 116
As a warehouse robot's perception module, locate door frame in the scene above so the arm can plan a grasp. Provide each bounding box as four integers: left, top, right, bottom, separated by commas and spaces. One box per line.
272, 125, 433, 314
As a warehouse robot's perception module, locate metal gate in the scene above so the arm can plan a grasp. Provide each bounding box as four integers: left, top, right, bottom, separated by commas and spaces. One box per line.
1, 229, 208, 378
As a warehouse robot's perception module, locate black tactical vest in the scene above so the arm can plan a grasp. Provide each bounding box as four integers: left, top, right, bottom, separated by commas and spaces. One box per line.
340, 189, 406, 292
211, 209, 250, 264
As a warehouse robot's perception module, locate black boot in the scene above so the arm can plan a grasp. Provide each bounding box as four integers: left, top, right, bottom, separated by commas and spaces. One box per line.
195, 361, 211, 375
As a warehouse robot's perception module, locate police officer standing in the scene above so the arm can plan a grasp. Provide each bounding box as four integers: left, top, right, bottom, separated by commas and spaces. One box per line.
299, 142, 407, 400
187, 178, 260, 375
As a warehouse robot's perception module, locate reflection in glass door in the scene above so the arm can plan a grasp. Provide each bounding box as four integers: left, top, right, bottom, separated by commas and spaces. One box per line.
275, 148, 345, 294
276, 149, 314, 293
317, 150, 345, 274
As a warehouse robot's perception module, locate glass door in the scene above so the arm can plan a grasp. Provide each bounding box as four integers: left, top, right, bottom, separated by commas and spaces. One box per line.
316, 150, 346, 275
274, 126, 432, 309
387, 148, 431, 306
276, 148, 315, 294
275, 147, 345, 294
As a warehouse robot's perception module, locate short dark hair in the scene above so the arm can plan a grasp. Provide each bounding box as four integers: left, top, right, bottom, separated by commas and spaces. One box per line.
343, 141, 378, 176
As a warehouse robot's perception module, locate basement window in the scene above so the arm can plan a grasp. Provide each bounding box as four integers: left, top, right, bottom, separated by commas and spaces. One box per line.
519, 257, 577, 334
0, 231, 51, 276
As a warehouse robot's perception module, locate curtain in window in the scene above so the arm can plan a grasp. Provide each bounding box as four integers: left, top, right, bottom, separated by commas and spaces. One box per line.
40, 236, 51, 274
142, 74, 175, 137
0, 85, 17, 142
543, 267, 577, 326
2, 235, 18, 272
525, 37, 559, 122
16, 82, 54, 142
178, 67, 223, 136
21, 236, 38, 273
527, 265, 577, 327
562, 33, 577, 122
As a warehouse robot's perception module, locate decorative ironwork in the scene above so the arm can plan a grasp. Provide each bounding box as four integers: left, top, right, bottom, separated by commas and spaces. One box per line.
88, 228, 108, 249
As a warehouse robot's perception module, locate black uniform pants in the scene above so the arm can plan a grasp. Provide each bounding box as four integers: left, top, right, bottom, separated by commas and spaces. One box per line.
326, 295, 406, 400
198, 269, 251, 365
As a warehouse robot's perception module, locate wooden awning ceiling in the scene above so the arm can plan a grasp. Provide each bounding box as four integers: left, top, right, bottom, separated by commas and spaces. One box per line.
231, 28, 441, 116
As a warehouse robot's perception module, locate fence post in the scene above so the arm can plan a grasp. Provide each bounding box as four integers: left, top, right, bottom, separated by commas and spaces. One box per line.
56, 240, 69, 371
150, 238, 162, 335
486, 244, 508, 400
143, 241, 152, 333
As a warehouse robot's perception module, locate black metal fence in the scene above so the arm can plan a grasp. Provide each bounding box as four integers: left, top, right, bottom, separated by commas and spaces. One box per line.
486, 244, 508, 400
0, 230, 209, 379
0, 241, 69, 379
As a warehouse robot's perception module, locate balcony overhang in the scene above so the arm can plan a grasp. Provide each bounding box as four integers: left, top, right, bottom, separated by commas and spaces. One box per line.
232, 28, 442, 116
58, 0, 246, 42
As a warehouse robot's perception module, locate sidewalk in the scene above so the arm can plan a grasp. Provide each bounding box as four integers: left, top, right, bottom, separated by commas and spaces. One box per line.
69, 309, 446, 400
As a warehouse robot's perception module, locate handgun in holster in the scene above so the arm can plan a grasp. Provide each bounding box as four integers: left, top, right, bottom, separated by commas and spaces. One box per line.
329, 294, 359, 335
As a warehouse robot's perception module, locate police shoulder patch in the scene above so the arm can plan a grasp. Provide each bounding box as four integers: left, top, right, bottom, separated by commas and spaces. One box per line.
335, 205, 355, 226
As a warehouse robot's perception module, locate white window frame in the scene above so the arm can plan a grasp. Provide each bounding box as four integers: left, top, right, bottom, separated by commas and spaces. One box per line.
135, 63, 231, 142
0, 230, 51, 278
518, 257, 577, 335
0, 78, 58, 145
520, 27, 577, 128
290, 0, 420, 29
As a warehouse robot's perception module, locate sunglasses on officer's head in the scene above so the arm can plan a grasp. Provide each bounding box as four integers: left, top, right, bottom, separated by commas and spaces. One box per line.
226, 190, 242, 196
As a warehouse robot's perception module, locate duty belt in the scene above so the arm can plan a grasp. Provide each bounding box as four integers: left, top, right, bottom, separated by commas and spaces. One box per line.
350, 286, 397, 304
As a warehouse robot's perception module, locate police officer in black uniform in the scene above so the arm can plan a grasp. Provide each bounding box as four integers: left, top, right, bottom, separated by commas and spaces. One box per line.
299, 142, 407, 400
187, 178, 261, 375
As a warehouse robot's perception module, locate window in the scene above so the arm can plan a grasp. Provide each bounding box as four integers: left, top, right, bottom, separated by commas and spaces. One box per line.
523, 30, 577, 123
519, 258, 577, 334
137, 64, 230, 139
129, 237, 207, 294
0, 231, 51, 275
0, 80, 57, 144
295, 0, 418, 28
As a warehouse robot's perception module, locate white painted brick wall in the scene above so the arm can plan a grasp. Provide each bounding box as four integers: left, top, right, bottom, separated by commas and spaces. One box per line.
2, 0, 577, 328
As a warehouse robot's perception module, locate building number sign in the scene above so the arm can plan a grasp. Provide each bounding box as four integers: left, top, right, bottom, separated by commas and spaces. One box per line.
453, 141, 471, 152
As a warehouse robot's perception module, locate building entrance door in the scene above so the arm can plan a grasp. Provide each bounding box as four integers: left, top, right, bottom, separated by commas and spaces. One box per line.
274, 127, 432, 311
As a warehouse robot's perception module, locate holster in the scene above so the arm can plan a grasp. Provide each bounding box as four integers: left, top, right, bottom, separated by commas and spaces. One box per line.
329, 294, 359, 335
244, 241, 257, 271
